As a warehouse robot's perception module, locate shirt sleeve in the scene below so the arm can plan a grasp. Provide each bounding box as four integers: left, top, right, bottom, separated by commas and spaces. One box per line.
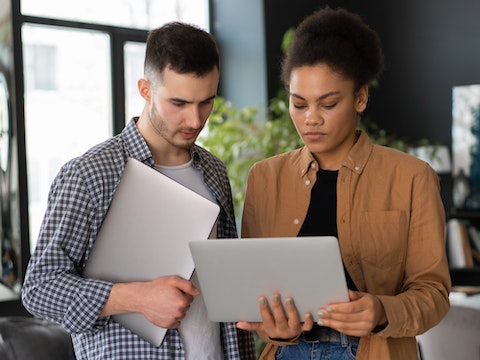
22, 163, 114, 334
374, 163, 451, 337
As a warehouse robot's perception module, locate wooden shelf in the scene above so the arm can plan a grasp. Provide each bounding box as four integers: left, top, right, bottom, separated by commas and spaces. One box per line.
448, 208, 480, 286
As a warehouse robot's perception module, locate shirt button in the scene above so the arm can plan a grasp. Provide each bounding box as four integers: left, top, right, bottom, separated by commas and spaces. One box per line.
311, 163, 316, 169
305, 179, 311, 185
354, 166, 360, 171
293, 219, 300, 225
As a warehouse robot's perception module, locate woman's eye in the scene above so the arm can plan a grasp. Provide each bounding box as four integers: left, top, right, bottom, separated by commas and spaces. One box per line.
323, 103, 336, 110
293, 103, 307, 109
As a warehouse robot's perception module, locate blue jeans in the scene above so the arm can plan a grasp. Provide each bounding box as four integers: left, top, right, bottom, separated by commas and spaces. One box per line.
275, 333, 358, 360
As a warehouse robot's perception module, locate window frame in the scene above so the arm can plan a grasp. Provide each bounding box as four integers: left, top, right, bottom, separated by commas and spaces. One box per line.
2, 0, 213, 315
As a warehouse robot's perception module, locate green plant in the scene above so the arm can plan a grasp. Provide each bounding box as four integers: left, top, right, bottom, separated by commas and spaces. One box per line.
199, 98, 262, 215
199, 27, 303, 218
199, 95, 303, 217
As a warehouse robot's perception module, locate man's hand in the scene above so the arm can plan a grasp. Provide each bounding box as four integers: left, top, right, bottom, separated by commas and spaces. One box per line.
101, 275, 200, 329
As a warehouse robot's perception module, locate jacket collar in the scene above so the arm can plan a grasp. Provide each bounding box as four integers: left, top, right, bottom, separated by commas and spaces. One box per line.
297, 129, 374, 177
341, 129, 373, 175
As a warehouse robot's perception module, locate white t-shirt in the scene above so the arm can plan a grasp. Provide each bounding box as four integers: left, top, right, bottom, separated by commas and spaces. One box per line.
155, 160, 223, 360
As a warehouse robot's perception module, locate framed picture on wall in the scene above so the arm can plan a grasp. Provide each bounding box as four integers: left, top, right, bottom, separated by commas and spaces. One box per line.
452, 84, 480, 209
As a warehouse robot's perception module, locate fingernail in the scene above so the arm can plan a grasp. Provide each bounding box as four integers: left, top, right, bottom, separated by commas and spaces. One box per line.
317, 320, 324, 326
326, 307, 333, 313
273, 295, 279, 303
317, 311, 325, 317
259, 297, 266, 305
286, 298, 293, 306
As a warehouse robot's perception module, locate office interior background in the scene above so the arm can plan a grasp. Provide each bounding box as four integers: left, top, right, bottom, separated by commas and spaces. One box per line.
1, 0, 480, 318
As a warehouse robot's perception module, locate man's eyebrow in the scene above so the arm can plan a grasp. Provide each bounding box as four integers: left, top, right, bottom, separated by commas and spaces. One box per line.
169, 95, 216, 104
169, 97, 191, 104
289, 91, 340, 101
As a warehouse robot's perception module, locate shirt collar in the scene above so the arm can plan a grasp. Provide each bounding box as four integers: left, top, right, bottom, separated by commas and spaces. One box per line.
121, 118, 154, 166
298, 147, 319, 178
297, 129, 373, 177
121, 117, 205, 169
341, 130, 373, 175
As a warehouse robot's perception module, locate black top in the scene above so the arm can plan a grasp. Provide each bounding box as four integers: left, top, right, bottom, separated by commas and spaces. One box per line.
298, 169, 357, 290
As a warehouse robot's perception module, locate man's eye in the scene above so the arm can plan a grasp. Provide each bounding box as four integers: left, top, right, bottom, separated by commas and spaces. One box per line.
201, 99, 213, 106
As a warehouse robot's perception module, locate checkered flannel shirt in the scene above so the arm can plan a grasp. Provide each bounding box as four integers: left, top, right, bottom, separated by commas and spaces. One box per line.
22, 119, 255, 359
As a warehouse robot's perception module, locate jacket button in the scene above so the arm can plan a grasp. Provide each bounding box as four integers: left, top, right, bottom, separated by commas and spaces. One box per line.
305, 179, 310, 185
293, 219, 300, 225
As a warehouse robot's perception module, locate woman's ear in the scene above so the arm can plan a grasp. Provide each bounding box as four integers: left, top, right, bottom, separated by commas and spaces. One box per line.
355, 85, 369, 113
138, 78, 151, 102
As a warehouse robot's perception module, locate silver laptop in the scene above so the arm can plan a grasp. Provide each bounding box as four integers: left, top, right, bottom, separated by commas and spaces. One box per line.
83, 157, 220, 346
189, 236, 349, 323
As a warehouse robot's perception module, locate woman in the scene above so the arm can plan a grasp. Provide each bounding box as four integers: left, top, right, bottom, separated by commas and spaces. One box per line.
237, 7, 450, 360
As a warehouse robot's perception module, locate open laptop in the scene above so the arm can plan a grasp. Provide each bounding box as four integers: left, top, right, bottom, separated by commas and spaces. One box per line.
83, 157, 220, 346
189, 236, 349, 323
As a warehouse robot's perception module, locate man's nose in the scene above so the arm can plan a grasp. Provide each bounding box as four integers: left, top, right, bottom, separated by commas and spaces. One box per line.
186, 106, 203, 128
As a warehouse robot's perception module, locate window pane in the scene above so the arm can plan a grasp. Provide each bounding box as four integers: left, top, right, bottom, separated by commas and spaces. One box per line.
124, 42, 146, 123
23, 24, 112, 251
21, 0, 210, 31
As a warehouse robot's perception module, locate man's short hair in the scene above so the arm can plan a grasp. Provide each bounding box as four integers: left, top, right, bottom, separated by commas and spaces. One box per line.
144, 22, 220, 82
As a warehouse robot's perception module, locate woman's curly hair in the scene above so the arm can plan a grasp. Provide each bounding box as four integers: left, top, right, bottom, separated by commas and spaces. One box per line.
281, 7, 385, 91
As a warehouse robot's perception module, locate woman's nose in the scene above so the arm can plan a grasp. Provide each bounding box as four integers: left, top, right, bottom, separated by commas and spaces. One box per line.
305, 109, 323, 125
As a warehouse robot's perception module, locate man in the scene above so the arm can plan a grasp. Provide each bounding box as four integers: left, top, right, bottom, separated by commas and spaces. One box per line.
22, 22, 255, 359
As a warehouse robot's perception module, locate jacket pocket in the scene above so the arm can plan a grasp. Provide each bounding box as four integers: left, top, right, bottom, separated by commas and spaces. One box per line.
359, 210, 408, 269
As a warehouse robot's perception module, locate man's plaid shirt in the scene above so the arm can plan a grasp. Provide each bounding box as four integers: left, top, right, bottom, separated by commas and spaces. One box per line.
22, 119, 255, 359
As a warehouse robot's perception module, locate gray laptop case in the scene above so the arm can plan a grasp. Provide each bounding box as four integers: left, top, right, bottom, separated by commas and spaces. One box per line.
84, 157, 220, 346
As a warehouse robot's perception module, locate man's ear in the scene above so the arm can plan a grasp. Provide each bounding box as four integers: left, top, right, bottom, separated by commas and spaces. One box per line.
355, 85, 369, 113
138, 78, 151, 102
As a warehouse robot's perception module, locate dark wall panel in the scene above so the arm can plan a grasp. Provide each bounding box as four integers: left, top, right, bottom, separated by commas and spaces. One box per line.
263, 0, 480, 148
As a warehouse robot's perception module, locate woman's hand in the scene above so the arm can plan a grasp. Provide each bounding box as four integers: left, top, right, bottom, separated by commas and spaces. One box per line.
236, 293, 314, 340
316, 290, 387, 337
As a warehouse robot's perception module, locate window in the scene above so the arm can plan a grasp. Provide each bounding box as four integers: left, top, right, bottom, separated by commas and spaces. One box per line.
124, 42, 146, 123
24, 44, 57, 91
21, 0, 210, 30
20, 1, 210, 251
23, 25, 113, 249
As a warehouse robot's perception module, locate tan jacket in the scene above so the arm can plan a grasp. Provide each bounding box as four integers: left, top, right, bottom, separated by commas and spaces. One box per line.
241, 130, 451, 360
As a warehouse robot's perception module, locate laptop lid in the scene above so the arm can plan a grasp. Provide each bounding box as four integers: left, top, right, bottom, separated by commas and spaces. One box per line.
83, 157, 220, 346
189, 236, 349, 323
